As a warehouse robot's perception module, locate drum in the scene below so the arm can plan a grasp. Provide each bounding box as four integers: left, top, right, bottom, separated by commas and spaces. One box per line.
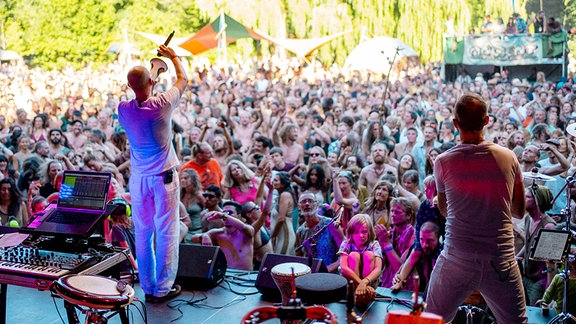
270, 262, 311, 305
53, 274, 135, 309
295, 273, 347, 304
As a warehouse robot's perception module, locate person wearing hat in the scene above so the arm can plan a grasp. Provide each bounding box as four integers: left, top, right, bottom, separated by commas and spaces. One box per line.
515, 185, 556, 306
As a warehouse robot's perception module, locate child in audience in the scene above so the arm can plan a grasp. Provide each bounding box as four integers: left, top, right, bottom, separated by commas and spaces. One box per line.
339, 214, 382, 306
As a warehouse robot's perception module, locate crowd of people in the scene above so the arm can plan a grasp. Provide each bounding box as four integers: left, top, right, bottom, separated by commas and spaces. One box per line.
1, 36, 576, 318
476, 10, 564, 36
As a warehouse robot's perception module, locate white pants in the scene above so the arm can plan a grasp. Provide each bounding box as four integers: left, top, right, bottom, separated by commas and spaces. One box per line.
130, 171, 180, 297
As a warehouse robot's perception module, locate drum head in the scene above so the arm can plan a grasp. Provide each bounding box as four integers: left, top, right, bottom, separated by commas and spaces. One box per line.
295, 273, 347, 304
271, 262, 311, 277
54, 274, 134, 309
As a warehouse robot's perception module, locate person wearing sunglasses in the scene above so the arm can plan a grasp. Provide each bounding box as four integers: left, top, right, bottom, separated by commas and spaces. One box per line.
199, 185, 223, 231
190, 201, 255, 271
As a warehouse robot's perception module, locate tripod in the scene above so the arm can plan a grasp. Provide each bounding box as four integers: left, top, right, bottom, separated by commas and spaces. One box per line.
548, 176, 576, 324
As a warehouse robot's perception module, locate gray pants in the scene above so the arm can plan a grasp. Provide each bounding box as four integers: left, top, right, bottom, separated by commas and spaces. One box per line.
426, 250, 527, 323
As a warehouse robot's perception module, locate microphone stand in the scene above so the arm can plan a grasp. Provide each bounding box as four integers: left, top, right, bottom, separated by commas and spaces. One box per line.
548, 177, 576, 324
550, 167, 576, 206
295, 205, 343, 268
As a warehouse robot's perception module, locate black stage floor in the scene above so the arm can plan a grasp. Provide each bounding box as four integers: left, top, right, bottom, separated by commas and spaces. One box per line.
4, 270, 555, 323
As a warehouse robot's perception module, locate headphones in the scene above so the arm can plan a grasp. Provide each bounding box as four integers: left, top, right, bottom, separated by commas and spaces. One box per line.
108, 197, 132, 217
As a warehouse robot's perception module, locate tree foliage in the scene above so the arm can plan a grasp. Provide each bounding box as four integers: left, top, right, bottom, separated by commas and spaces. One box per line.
2, 0, 539, 69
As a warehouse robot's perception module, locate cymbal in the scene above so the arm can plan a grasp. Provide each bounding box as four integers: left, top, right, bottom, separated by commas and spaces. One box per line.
567, 123, 576, 137
522, 172, 556, 182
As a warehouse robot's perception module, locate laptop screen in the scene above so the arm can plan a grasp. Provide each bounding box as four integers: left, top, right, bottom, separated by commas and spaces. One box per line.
58, 171, 111, 211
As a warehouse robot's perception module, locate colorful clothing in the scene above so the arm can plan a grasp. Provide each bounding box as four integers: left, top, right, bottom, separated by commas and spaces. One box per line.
338, 239, 383, 258
229, 178, 258, 205
380, 225, 415, 288
180, 159, 223, 189
296, 216, 340, 269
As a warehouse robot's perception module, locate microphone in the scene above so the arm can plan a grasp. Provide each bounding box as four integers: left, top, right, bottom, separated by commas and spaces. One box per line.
157, 30, 175, 56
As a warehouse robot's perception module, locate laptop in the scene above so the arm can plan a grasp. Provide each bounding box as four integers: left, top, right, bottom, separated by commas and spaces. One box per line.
32, 171, 113, 238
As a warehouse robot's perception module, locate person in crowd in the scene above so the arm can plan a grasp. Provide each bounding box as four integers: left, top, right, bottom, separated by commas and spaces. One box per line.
118, 45, 187, 303
394, 126, 419, 158
0, 154, 16, 181
242, 177, 273, 270
392, 221, 442, 292
505, 16, 518, 34
363, 179, 395, 228
339, 213, 382, 306
481, 14, 494, 33
295, 191, 344, 273
64, 120, 88, 150
32, 140, 51, 162
87, 128, 116, 163
412, 125, 441, 183
16, 155, 43, 195
107, 198, 138, 279
222, 160, 260, 205
199, 120, 233, 167
191, 205, 255, 271
227, 108, 263, 152
359, 142, 396, 192
375, 197, 416, 288
391, 175, 444, 290
28, 114, 49, 144
401, 170, 423, 201
513, 12, 527, 33
256, 148, 289, 175
536, 258, 576, 315
11, 136, 33, 173
290, 164, 329, 204
0, 178, 28, 226
200, 184, 224, 231
520, 142, 569, 175
28, 195, 48, 224
179, 169, 204, 234
516, 186, 556, 306
331, 170, 361, 232
180, 142, 223, 189
271, 113, 304, 165
270, 171, 297, 255
426, 93, 527, 323
396, 153, 418, 186
37, 160, 64, 198
47, 128, 70, 158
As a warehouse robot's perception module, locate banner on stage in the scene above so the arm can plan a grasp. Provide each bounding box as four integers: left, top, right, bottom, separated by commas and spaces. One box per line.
463, 35, 542, 66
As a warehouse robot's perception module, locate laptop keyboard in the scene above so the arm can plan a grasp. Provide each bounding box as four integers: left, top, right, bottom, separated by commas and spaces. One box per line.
46, 211, 95, 224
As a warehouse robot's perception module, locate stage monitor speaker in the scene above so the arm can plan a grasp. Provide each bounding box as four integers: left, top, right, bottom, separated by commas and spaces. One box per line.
176, 244, 227, 291
255, 253, 328, 302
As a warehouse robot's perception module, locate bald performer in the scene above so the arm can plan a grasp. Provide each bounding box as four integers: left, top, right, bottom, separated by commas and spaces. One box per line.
118, 45, 188, 303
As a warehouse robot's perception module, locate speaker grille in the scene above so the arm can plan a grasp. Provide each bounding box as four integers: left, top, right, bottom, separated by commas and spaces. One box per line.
176, 244, 227, 290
